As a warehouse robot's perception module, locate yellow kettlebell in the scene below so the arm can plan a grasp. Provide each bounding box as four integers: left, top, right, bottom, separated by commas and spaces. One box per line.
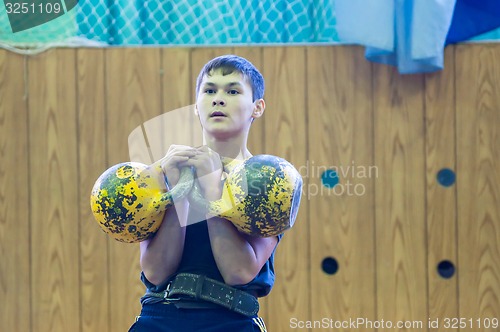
90, 162, 193, 243
189, 154, 302, 237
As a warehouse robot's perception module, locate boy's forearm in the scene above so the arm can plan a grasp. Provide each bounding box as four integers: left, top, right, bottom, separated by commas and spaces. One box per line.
206, 217, 264, 286
140, 200, 188, 286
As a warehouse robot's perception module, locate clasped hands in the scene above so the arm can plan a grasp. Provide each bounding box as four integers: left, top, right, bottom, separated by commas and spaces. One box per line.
159, 144, 224, 202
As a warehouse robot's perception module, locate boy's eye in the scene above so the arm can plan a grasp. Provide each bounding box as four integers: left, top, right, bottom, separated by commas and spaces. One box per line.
205, 89, 216, 94
228, 89, 239, 95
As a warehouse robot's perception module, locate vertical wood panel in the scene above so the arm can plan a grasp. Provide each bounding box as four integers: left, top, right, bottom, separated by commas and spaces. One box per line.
424, 47, 458, 330
456, 44, 500, 330
151, 48, 195, 158
28, 49, 80, 332
139, 48, 194, 162
262, 47, 309, 332
162, 48, 191, 112
308, 46, 376, 330
77, 49, 109, 332
0, 51, 30, 332
373, 65, 427, 331
139, 49, 195, 163
105, 48, 163, 331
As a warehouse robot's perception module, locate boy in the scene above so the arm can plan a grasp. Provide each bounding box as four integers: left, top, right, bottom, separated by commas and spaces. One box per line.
128, 55, 280, 332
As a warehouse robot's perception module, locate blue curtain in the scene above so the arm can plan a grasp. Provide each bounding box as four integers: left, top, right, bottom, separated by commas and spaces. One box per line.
335, 0, 500, 74
446, 0, 500, 43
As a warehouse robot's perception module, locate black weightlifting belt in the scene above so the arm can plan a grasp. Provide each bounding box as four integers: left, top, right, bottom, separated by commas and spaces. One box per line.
145, 273, 259, 317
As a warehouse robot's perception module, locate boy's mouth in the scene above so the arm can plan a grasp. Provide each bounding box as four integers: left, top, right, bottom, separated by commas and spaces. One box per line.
210, 111, 227, 117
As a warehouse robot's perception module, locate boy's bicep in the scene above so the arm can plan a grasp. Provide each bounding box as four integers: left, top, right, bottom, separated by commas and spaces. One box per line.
246, 235, 279, 267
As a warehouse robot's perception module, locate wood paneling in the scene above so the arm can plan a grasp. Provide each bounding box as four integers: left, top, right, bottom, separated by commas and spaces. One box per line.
262, 47, 309, 332
105, 48, 163, 331
0, 50, 30, 332
373, 65, 427, 330
156, 48, 194, 157
456, 44, 500, 331
77, 48, 109, 332
0, 45, 499, 332
28, 49, 80, 332
308, 45, 376, 330
424, 47, 458, 331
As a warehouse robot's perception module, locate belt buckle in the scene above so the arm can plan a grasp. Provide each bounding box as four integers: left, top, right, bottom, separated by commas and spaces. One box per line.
163, 282, 171, 299
163, 282, 181, 301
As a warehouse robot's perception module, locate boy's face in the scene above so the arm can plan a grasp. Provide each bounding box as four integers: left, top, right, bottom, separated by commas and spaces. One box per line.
195, 69, 263, 139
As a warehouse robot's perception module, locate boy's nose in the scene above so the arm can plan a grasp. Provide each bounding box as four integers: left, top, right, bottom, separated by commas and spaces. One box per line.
212, 99, 225, 106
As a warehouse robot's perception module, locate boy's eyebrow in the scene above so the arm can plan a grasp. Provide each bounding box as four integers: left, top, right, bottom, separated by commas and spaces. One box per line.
202, 82, 243, 88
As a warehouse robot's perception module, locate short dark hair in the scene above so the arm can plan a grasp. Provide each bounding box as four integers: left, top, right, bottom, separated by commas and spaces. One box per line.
195, 55, 265, 101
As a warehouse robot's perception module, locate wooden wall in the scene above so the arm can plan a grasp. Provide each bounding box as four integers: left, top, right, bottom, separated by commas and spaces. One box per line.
0, 45, 499, 332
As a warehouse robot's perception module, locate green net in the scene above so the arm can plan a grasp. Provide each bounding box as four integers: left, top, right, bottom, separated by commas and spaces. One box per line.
0, 0, 338, 50
76, 0, 338, 45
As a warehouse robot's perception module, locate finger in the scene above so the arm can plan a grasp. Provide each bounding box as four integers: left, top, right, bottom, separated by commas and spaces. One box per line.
182, 155, 210, 164
175, 149, 199, 157
195, 145, 210, 152
178, 157, 201, 166
157, 147, 195, 166
166, 149, 199, 161
166, 144, 185, 154
161, 155, 190, 168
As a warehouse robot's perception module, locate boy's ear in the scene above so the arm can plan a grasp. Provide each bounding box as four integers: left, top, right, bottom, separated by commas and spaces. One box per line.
194, 104, 199, 116
252, 99, 265, 119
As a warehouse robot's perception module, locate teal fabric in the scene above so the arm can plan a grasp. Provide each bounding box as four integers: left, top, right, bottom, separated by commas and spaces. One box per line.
76, 0, 338, 45
472, 28, 500, 41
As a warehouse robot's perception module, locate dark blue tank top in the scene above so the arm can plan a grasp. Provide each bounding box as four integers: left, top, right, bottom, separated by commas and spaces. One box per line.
141, 214, 281, 298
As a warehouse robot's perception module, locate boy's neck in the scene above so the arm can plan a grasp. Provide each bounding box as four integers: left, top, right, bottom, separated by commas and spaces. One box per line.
203, 132, 252, 160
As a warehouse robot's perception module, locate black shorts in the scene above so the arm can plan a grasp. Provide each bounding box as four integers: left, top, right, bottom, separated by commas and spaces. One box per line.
128, 302, 267, 332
